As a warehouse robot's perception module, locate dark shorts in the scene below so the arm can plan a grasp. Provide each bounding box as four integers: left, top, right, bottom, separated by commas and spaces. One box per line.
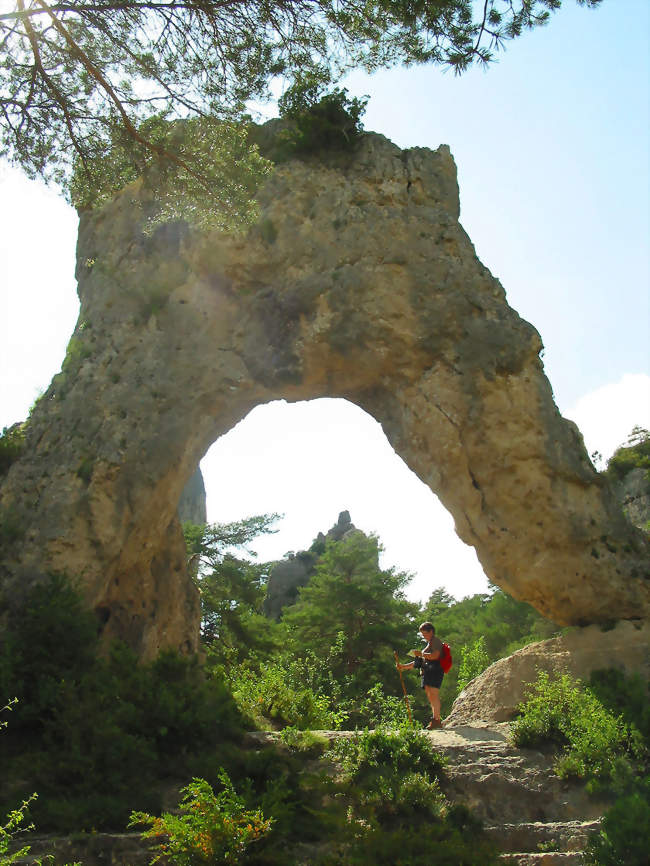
421, 663, 444, 689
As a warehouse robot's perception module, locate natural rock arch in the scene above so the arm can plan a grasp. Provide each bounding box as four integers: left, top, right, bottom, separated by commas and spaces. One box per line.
1, 133, 647, 658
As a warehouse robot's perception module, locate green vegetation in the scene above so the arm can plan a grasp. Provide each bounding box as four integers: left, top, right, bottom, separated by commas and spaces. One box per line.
0, 701, 80, 866
511, 671, 643, 782
275, 88, 369, 158
456, 635, 490, 693
513, 669, 650, 866
185, 515, 560, 728
604, 425, 650, 482
61, 335, 92, 375
0, 425, 25, 478
9, 512, 640, 863
322, 728, 499, 865
0, 574, 247, 832
1, 1, 602, 226
129, 774, 273, 866
281, 533, 418, 698
0, 702, 34, 866
584, 785, 650, 866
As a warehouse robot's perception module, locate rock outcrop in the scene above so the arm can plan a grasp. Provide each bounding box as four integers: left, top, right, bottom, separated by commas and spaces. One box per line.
177, 466, 207, 525
252, 726, 606, 865
446, 619, 650, 727
1, 129, 648, 657
15, 725, 606, 866
615, 467, 650, 532
264, 510, 359, 619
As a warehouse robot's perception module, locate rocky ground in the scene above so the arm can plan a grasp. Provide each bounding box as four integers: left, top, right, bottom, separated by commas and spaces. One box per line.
13, 722, 605, 866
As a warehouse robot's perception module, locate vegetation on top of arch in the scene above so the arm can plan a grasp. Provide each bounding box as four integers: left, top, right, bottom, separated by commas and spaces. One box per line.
603, 426, 650, 483
0, 0, 602, 229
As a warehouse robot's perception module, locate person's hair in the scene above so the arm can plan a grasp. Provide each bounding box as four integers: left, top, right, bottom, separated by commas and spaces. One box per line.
419, 622, 435, 634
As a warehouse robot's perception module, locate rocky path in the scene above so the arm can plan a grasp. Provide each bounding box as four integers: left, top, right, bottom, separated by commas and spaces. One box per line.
252, 723, 605, 865
13, 724, 605, 865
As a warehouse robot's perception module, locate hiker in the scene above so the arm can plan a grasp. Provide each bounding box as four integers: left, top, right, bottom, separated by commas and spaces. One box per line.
396, 621, 444, 729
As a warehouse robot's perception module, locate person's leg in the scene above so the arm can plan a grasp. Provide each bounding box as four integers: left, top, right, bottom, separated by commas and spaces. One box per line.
424, 685, 441, 721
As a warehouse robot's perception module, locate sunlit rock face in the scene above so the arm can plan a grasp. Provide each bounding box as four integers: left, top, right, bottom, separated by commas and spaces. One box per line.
1, 130, 647, 657
446, 620, 650, 726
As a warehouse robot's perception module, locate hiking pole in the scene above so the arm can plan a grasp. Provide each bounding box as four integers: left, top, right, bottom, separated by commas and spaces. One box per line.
393, 651, 412, 723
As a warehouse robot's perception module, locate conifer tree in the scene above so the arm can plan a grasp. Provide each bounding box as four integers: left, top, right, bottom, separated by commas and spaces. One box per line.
0, 0, 602, 225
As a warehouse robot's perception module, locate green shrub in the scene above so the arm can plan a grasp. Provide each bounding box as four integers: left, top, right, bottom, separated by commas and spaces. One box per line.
456, 635, 490, 693
584, 786, 650, 866
0, 702, 34, 866
329, 727, 446, 787
354, 683, 414, 730
511, 671, 642, 782
0, 702, 80, 866
61, 335, 91, 374
605, 426, 650, 482
129, 774, 273, 866
275, 87, 368, 158
0, 575, 249, 832
589, 668, 650, 743
278, 726, 328, 754
326, 817, 500, 866
230, 658, 346, 730
322, 729, 498, 866
0, 424, 25, 477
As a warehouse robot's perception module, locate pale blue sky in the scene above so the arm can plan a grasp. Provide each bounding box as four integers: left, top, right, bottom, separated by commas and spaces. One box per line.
1, 0, 648, 603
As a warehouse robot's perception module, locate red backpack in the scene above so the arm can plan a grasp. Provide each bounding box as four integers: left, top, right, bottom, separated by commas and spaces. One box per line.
439, 642, 453, 673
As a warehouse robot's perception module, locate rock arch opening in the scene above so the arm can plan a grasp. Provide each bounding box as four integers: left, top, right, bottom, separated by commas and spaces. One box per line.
196, 397, 487, 603
1, 133, 646, 658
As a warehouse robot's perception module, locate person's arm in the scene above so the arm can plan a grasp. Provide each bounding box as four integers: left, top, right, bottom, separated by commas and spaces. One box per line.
396, 660, 415, 671
422, 650, 440, 661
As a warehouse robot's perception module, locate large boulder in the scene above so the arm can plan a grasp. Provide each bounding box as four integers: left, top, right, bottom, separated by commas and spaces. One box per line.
1, 129, 647, 657
445, 620, 650, 726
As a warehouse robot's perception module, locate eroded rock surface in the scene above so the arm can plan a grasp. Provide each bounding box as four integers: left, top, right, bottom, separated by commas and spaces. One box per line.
178, 466, 207, 525
1, 130, 648, 656
446, 619, 650, 726
264, 510, 360, 619
615, 467, 650, 531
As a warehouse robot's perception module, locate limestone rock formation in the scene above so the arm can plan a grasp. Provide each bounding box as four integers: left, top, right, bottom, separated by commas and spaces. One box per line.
445, 619, 650, 726
251, 727, 605, 864
177, 466, 207, 525
1, 128, 648, 657
15, 725, 606, 865
615, 467, 650, 531
264, 510, 359, 619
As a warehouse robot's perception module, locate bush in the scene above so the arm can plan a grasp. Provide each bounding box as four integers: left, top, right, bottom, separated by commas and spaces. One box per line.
326, 818, 500, 866
511, 671, 642, 782
456, 635, 490, 693
0, 424, 25, 477
604, 426, 650, 481
589, 668, 650, 744
322, 728, 498, 866
275, 87, 368, 157
129, 774, 273, 866
329, 727, 445, 786
355, 683, 414, 730
584, 787, 650, 866
0, 575, 249, 832
230, 658, 346, 731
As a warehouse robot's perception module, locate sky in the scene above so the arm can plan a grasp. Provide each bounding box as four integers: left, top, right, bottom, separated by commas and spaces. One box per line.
1, 0, 649, 605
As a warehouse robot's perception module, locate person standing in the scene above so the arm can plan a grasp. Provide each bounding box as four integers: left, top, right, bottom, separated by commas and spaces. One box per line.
396, 621, 444, 729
